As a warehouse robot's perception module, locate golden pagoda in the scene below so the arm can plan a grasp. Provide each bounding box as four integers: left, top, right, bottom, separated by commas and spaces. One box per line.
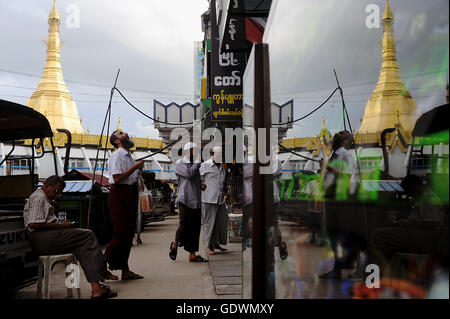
27, 0, 85, 134
358, 0, 419, 134
24, 0, 165, 153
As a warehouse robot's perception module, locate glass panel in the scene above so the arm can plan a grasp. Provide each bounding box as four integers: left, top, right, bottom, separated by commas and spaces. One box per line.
259, 0, 449, 299
242, 44, 255, 299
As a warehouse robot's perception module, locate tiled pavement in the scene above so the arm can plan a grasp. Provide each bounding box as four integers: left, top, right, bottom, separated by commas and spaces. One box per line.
207, 243, 243, 299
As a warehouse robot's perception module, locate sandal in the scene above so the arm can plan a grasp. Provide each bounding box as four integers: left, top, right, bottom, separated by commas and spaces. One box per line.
121, 272, 144, 280
279, 241, 288, 261
91, 284, 117, 299
214, 244, 227, 252
189, 255, 208, 262
103, 270, 119, 281
169, 242, 177, 261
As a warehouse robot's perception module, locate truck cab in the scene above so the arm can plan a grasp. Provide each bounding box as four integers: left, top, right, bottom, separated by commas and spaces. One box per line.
0, 99, 58, 295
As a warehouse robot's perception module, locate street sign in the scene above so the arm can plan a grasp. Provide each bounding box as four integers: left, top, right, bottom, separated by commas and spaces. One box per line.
218, 0, 246, 52
211, 0, 245, 122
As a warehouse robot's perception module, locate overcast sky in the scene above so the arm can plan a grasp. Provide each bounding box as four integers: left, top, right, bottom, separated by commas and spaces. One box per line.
0, 0, 448, 140
0, 0, 209, 138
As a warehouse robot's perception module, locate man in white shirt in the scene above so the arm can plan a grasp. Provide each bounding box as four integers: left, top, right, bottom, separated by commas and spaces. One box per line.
320, 131, 361, 279
200, 146, 228, 256
105, 130, 144, 280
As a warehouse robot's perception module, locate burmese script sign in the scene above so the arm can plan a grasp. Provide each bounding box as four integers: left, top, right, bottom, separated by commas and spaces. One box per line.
218, 0, 246, 52
211, 0, 245, 122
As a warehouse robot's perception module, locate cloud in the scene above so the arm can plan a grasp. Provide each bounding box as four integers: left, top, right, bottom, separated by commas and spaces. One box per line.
135, 120, 160, 139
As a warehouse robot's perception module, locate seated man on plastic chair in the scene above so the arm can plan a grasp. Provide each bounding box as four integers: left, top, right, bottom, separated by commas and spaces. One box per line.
23, 175, 118, 299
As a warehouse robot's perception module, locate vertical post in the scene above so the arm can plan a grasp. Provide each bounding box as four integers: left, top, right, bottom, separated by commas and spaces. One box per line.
252, 43, 275, 299
50, 137, 58, 176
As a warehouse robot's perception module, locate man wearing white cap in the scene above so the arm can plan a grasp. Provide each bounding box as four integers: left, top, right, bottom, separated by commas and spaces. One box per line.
169, 142, 207, 262
200, 146, 228, 256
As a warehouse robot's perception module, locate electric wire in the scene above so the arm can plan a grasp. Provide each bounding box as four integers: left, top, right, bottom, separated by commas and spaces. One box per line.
333, 69, 362, 177
1, 67, 446, 98
272, 87, 340, 126
0, 68, 195, 97
114, 87, 205, 125
278, 142, 321, 163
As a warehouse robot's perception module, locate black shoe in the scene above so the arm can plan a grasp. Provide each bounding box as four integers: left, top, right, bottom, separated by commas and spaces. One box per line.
279, 241, 288, 260
169, 242, 177, 261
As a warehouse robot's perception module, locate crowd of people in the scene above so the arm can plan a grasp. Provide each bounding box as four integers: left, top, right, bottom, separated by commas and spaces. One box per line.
22, 132, 234, 299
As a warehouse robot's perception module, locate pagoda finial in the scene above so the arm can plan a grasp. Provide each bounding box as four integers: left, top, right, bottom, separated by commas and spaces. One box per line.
49, 0, 61, 23
383, 0, 394, 23
321, 117, 327, 133
118, 117, 122, 131
320, 117, 329, 138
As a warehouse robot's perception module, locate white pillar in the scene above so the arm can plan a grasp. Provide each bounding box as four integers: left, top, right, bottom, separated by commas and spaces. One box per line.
0, 143, 6, 176
54, 147, 65, 176
81, 147, 93, 172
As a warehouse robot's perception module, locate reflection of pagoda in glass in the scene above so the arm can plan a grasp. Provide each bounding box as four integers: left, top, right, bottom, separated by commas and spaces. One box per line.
358, 0, 419, 134
1, 1, 174, 181
281, 0, 421, 178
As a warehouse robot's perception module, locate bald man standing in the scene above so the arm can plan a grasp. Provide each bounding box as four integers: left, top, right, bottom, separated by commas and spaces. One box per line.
200, 146, 228, 256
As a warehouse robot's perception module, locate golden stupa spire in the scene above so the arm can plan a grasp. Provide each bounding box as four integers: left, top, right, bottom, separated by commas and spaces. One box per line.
26, 0, 85, 134
320, 117, 328, 136
358, 0, 419, 134
49, 0, 60, 21
117, 117, 122, 131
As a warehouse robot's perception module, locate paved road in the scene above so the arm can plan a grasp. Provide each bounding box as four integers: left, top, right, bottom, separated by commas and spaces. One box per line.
13, 216, 218, 299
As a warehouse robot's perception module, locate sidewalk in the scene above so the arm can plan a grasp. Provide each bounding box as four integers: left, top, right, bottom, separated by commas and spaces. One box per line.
13, 216, 217, 299
207, 243, 243, 299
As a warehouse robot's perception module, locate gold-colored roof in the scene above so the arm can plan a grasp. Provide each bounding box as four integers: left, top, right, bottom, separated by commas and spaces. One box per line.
26, 0, 85, 134
358, 0, 419, 134
281, 126, 411, 155
25, 131, 166, 153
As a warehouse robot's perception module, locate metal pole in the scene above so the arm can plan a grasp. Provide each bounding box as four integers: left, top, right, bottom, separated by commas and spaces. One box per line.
50, 137, 58, 176
252, 43, 275, 299
87, 69, 120, 229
